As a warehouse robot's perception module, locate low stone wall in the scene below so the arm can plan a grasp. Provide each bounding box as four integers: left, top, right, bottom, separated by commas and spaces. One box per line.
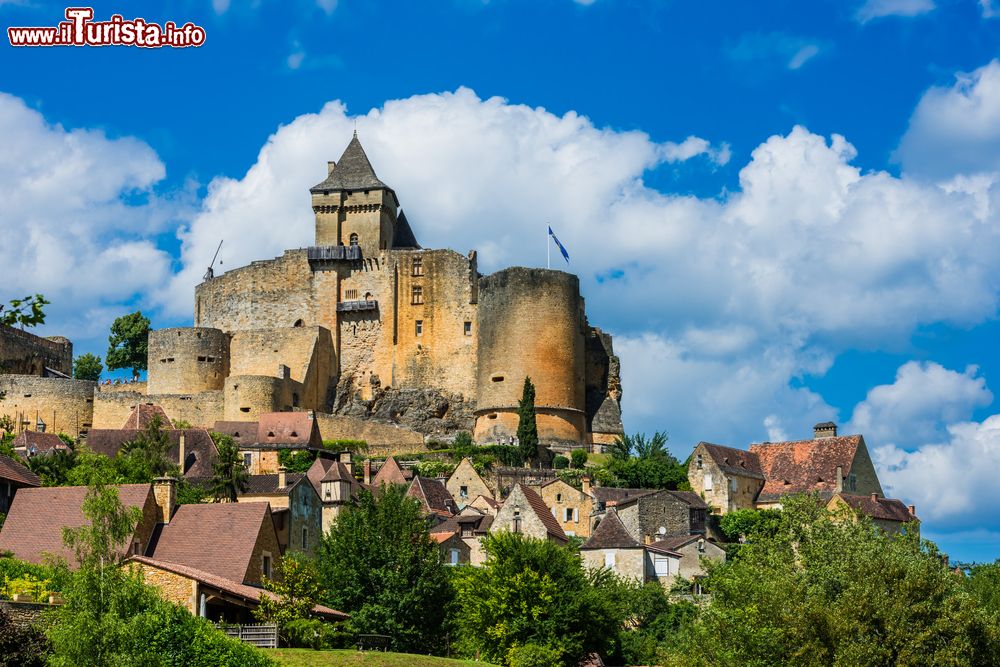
0, 600, 54, 628
315, 412, 425, 456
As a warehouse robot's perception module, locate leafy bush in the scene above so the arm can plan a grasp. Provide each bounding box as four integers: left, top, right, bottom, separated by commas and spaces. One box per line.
414, 459, 455, 478
0, 604, 50, 666
0, 557, 67, 600
553, 455, 569, 470
278, 449, 317, 473
284, 618, 350, 649
570, 449, 588, 468
508, 643, 563, 667
322, 439, 367, 452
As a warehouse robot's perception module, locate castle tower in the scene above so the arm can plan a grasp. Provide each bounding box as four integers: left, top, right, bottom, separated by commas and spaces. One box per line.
474, 267, 587, 450
310, 133, 401, 257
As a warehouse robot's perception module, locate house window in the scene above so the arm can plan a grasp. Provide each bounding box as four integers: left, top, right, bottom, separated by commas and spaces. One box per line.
345, 288, 359, 300
449, 548, 460, 566
512, 511, 521, 534
461, 526, 473, 538
325, 485, 332, 500
696, 454, 703, 470
411, 285, 424, 305
243, 453, 252, 469
653, 554, 670, 577
564, 508, 573, 522
302, 526, 308, 551
460, 485, 468, 498
262, 552, 272, 579
703, 473, 713, 491
697, 539, 706, 553
415, 320, 423, 336
131, 539, 142, 556
556, 493, 562, 502
848, 474, 857, 492
349, 233, 359, 246
464, 321, 472, 336
412, 257, 423, 276
729, 478, 738, 493
604, 551, 616, 570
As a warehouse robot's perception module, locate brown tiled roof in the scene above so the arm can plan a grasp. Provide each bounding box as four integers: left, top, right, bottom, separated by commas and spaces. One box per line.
429, 510, 493, 535
257, 413, 320, 448
212, 421, 260, 447
750, 435, 864, 502
516, 483, 567, 542
648, 534, 703, 551
85, 428, 218, 479
128, 556, 347, 620
472, 495, 500, 510
122, 403, 173, 430
407, 477, 456, 518
834, 493, 917, 523
610, 488, 708, 510
0, 484, 150, 565
372, 457, 408, 487
0, 453, 40, 487
242, 473, 306, 497
699, 442, 765, 480
581, 511, 640, 550
11, 431, 71, 456
306, 457, 360, 501
147, 502, 273, 583
590, 487, 658, 506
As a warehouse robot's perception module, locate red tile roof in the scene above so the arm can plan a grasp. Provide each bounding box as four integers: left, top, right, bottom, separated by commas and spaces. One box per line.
147, 502, 273, 583
256, 413, 320, 448
750, 435, 864, 502
407, 477, 456, 518
0, 453, 40, 487
514, 483, 567, 542
122, 403, 173, 430
834, 493, 917, 523
699, 442, 765, 480
128, 556, 347, 620
211, 421, 260, 448
0, 484, 150, 565
11, 431, 71, 456
581, 511, 640, 550
85, 428, 218, 479
372, 457, 408, 487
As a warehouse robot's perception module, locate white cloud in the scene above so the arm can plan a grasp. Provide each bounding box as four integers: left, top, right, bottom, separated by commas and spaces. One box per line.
874, 414, 1000, 528
856, 0, 935, 22
0, 93, 178, 344
728, 33, 827, 71
982, 0, 1000, 18
848, 361, 993, 450
897, 60, 1000, 178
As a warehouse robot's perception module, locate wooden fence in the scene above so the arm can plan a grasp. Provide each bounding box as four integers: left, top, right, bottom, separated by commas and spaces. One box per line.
217, 623, 278, 649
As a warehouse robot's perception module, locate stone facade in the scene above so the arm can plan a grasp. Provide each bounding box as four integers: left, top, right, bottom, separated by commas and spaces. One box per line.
446, 458, 493, 508
245, 510, 283, 586
580, 546, 646, 582
0, 376, 95, 437
0, 325, 72, 377
688, 443, 764, 514
614, 491, 705, 543
238, 480, 322, 556
539, 478, 593, 538
134, 562, 197, 610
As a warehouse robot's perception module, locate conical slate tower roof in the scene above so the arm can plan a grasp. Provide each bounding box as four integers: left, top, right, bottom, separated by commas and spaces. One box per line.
311, 133, 389, 193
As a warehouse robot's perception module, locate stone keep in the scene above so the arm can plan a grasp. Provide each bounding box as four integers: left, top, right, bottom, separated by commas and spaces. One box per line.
160, 134, 623, 448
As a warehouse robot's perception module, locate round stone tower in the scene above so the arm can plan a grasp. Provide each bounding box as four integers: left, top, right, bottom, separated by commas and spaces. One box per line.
147, 327, 230, 395
474, 267, 586, 449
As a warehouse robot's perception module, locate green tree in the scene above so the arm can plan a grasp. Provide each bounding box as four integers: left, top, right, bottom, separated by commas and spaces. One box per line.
317, 485, 451, 653
254, 552, 325, 644
61, 481, 142, 569
72, 353, 103, 381
0, 294, 49, 330
718, 507, 782, 544
120, 415, 175, 480
105, 311, 151, 378
26, 448, 77, 486
570, 449, 588, 469
671, 494, 1000, 666
605, 456, 687, 490
516, 376, 539, 463
209, 433, 249, 502
453, 532, 619, 666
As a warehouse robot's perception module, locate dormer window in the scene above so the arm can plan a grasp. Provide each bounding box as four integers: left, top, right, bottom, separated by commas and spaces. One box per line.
349, 233, 359, 246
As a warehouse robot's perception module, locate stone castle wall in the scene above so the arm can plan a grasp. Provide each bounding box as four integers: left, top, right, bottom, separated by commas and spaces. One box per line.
92, 389, 224, 430
314, 412, 424, 455
224, 375, 293, 422
230, 327, 333, 409
0, 325, 72, 376
147, 327, 230, 395
0, 375, 95, 437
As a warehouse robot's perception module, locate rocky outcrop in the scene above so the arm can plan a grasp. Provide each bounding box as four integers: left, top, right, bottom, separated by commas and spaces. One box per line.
333, 382, 476, 437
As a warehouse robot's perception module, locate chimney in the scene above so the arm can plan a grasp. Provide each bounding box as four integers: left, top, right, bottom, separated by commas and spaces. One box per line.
36, 418, 46, 433
835, 465, 843, 493
814, 422, 837, 438
278, 466, 287, 490
870, 492, 878, 502
340, 451, 353, 476
363, 459, 372, 485
327, 160, 336, 176
152, 477, 177, 523
178, 431, 186, 474
908, 504, 916, 516
581, 476, 591, 496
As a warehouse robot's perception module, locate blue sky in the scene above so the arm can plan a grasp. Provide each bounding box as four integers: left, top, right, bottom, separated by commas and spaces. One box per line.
2, 0, 1000, 560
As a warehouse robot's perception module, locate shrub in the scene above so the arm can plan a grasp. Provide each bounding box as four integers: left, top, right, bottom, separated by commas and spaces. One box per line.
570, 449, 587, 469
0, 605, 50, 666
414, 459, 455, 478
508, 643, 564, 667
553, 455, 569, 470
322, 439, 367, 452
284, 618, 350, 649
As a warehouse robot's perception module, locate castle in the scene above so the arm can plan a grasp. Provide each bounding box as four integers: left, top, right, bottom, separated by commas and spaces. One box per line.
0, 135, 624, 452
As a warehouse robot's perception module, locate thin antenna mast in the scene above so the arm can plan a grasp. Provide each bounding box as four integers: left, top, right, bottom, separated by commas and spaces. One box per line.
204, 240, 224, 280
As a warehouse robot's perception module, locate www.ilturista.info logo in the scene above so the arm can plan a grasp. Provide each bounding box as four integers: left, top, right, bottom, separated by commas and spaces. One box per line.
8, 7, 206, 48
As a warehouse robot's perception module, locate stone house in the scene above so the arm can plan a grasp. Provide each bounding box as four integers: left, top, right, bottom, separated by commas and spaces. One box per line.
687, 442, 765, 514
539, 477, 594, 538
828, 492, 919, 535
306, 453, 362, 534
491, 483, 567, 543
407, 476, 457, 520
579, 510, 684, 588
0, 454, 39, 515
237, 469, 322, 556
446, 457, 493, 508
595, 489, 708, 544
430, 507, 494, 566
217, 412, 322, 475
0, 482, 159, 564
369, 456, 411, 487
469, 494, 500, 516
646, 534, 726, 592
122, 403, 173, 429
11, 430, 71, 458
749, 423, 884, 510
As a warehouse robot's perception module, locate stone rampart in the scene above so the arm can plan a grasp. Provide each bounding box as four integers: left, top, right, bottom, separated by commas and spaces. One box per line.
0, 325, 72, 376
148, 327, 229, 395
0, 375, 95, 437
314, 412, 424, 456
92, 389, 224, 429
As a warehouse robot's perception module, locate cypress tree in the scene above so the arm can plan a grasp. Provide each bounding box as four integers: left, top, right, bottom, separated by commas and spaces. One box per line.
516, 376, 539, 463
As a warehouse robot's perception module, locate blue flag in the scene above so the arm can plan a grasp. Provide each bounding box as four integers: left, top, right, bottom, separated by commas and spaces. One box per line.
548, 225, 570, 262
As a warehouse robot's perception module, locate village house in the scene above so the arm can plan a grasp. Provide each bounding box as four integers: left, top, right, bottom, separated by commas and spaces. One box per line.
306, 453, 362, 533
645, 533, 726, 593
539, 476, 594, 538
491, 483, 567, 544
0, 454, 39, 514
86, 427, 219, 480
446, 457, 493, 508
827, 492, 919, 535
430, 507, 495, 566
592, 489, 708, 544
237, 468, 322, 556
368, 456, 411, 487
580, 510, 682, 586
407, 475, 457, 520
213, 412, 323, 475
469, 494, 501, 516
11, 430, 71, 458
687, 442, 765, 514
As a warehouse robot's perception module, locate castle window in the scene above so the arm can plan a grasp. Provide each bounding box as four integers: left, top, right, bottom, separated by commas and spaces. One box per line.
415, 320, 423, 337
364, 292, 372, 301
412, 257, 423, 276
411, 285, 423, 305
352, 324, 357, 336
487, 413, 498, 420
349, 233, 359, 247
207, 356, 215, 363
491, 375, 504, 383
292, 394, 300, 408
197, 356, 206, 362
464, 321, 472, 336
345, 289, 359, 300
293, 319, 304, 327
240, 407, 251, 413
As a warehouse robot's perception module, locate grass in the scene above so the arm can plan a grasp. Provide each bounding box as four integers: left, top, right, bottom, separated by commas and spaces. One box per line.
270, 648, 495, 667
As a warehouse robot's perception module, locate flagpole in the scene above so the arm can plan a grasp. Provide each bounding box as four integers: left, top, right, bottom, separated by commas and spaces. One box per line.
546, 224, 550, 270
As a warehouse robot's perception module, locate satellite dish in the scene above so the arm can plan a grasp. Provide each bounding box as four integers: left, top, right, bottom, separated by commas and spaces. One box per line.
658, 526, 666, 535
